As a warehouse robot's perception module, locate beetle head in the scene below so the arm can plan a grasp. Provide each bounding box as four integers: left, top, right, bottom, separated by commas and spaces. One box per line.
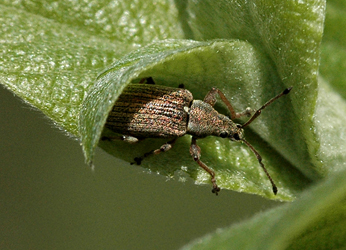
219, 123, 244, 142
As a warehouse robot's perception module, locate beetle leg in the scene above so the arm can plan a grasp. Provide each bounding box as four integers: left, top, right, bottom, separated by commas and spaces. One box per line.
139, 77, 155, 85
131, 138, 177, 165
203, 87, 253, 120
101, 135, 139, 144
235, 107, 254, 117
190, 137, 220, 195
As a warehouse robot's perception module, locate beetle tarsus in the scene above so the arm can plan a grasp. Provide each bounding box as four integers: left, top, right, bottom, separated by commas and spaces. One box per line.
131, 157, 143, 165
212, 185, 220, 196
130, 139, 177, 166
146, 77, 155, 85
139, 77, 155, 84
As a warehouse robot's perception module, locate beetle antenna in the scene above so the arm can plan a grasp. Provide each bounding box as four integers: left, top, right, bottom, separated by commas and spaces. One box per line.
241, 87, 292, 128
241, 139, 277, 195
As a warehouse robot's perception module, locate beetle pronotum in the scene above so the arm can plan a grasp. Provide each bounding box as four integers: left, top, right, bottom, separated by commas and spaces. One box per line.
103, 77, 292, 195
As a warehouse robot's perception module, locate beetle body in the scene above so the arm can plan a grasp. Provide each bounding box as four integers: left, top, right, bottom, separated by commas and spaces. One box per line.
104, 78, 292, 195
106, 84, 242, 141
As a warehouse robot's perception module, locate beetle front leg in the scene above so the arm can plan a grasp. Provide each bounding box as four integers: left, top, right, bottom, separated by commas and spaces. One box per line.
190, 137, 220, 195
131, 138, 177, 165
203, 87, 253, 120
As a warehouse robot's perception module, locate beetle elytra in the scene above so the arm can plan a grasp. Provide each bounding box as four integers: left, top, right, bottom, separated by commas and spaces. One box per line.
103, 77, 292, 195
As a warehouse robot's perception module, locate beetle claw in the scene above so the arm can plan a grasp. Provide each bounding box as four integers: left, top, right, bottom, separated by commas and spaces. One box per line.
212, 186, 221, 196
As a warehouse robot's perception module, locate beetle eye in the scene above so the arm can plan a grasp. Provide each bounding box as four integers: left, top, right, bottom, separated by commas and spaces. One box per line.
220, 132, 228, 138
233, 133, 240, 140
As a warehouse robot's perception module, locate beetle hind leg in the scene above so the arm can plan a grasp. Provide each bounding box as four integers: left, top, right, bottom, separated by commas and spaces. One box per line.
101, 135, 139, 144
131, 138, 177, 165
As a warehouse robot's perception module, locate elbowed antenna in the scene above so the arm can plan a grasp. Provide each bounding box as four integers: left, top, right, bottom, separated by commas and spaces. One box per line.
242, 139, 277, 195
241, 87, 292, 129
238, 87, 292, 195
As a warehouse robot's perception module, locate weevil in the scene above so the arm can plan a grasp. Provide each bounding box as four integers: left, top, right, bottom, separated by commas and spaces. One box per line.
103, 77, 292, 195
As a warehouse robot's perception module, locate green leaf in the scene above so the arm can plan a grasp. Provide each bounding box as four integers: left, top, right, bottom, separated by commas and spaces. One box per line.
80, 0, 326, 200
1, 0, 338, 201
181, 1, 346, 248
81, 39, 310, 200
181, 166, 346, 250
0, 0, 184, 135
186, 0, 327, 179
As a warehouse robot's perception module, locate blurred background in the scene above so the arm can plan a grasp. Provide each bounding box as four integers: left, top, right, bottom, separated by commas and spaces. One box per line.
0, 86, 280, 249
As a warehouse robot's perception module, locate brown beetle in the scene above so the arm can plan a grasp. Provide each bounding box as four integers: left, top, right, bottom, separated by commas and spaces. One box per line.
104, 77, 291, 195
